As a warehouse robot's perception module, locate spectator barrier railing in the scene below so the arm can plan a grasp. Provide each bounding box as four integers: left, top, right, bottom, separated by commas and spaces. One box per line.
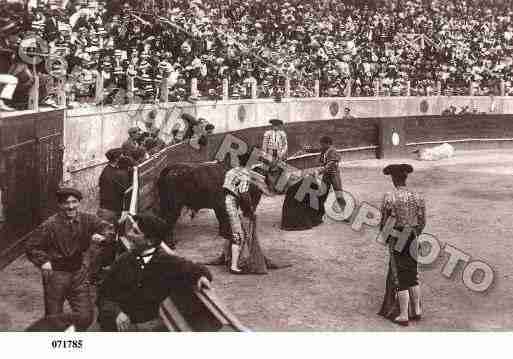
24, 71, 513, 111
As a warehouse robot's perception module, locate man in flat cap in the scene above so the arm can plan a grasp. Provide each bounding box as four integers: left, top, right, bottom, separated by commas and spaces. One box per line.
122, 127, 143, 161
97, 214, 212, 331
378, 164, 426, 327
262, 118, 288, 163
25, 187, 112, 331
98, 148, 129, 223
92, 148, 132, 284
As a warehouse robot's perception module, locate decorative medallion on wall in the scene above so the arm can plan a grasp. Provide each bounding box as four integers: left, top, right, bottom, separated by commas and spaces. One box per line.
420, 99, 429, 113
329, 102, 339, 117
238, 105, 247, 122
391, 132, 400, 146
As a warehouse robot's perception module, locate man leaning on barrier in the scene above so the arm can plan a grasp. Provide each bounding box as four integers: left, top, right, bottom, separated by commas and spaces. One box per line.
97, 214, 212, 332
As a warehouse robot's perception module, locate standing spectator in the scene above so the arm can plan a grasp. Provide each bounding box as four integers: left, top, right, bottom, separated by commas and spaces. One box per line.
92, 148, 131, 284
25, 188, 111, 331
122, 126, 142, 160
262, 118, 288, 163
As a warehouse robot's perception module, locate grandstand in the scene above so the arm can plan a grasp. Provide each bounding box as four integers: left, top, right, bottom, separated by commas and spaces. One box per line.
1, 0, 513, 111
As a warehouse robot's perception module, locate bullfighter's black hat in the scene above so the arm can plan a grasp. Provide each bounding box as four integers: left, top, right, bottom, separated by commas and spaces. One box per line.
269, 118, 283, 126
383, 164, 414, 177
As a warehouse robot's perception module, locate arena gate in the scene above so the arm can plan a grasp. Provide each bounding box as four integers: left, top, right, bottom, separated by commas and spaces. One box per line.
0, 110, 64, 269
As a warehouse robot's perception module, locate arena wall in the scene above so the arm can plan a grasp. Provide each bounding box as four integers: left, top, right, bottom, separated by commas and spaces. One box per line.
61, 96, 513, 212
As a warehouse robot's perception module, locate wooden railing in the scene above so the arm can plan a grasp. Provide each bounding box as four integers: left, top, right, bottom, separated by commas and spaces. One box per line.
25, 72, 512, 110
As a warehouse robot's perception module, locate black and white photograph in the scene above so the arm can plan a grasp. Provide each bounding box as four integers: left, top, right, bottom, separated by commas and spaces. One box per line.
0, 0, 512, 354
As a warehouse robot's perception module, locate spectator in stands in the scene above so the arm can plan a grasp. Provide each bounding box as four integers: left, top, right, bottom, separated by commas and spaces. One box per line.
97, 213, 212, 331
3, 0, 513, 104
25, 187, 112, 331
262, 118, 288, 163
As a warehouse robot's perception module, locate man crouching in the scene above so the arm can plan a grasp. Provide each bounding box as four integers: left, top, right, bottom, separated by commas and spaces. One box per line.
97, 214, 212, 331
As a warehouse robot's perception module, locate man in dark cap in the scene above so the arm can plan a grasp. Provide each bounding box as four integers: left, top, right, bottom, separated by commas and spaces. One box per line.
122, 126, 143, 160
25, 187, 112, 331
378, 163, 426, 327
92, 148, 132, 284
98, 148, 128, 223
318, 136, 346, 213
97, 214, 212, 331
262, 118, 288, 163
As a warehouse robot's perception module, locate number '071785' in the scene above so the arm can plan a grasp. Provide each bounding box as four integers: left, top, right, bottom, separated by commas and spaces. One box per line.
51, 339, 83, 349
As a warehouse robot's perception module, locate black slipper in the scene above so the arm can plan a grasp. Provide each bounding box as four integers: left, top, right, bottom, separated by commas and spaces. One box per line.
393, 318, 409, 327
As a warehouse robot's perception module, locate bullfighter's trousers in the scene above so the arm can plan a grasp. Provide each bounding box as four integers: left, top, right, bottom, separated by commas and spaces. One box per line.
225, 194, 244, 245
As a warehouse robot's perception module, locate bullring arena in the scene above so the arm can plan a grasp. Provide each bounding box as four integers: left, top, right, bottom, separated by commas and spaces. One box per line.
2, 95, 513, 330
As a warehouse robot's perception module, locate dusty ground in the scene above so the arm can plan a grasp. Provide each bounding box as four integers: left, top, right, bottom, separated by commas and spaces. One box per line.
2, 149, 513, 331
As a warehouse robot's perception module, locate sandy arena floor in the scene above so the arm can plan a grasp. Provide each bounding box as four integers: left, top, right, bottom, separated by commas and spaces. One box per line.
2, 149, 513, 331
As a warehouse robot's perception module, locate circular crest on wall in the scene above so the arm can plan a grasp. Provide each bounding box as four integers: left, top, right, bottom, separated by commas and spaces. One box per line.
238, 105, 247, 122
329, 102, 339, 117
420, 99, 429, 113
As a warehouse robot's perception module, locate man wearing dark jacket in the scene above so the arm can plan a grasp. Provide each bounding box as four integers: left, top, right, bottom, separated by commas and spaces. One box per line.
97, 214, 212, 331
25, 188, 111, 331
92, 148, 131, 284
98, 148, 131, 223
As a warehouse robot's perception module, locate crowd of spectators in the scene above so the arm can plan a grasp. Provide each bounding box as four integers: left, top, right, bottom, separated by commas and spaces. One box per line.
1, 0, 513, 109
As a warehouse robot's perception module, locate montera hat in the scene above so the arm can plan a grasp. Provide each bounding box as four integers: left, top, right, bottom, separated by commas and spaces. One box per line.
383, 164, 414, 177
269, 118, 283, 126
